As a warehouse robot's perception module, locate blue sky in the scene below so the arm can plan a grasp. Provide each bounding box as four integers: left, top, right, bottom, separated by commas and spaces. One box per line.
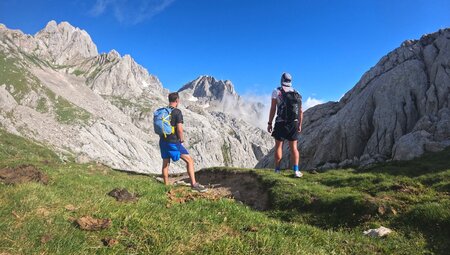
1, 0, 449, 107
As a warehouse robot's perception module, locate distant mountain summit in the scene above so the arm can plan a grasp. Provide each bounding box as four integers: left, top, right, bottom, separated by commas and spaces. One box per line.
179, 75, 268, 129
179, 75, 237, 101
257, 28, 450, 170
35, 21, 98, 65
0, 21, 272, 173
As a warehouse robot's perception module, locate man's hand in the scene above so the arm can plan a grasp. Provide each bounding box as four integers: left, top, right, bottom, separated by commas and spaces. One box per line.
267, 124, 273, 133
297, 125, 302, 133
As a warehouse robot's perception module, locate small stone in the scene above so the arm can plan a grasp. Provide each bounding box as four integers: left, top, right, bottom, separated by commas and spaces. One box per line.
363, 226, 393, 237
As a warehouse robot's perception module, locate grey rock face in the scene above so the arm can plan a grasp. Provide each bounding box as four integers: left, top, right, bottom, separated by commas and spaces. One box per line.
35, 21, 98, 65
179, 75, 238, 101
73, 51, 164, 99
257, 28, 450, 170
0, 21, 272, 174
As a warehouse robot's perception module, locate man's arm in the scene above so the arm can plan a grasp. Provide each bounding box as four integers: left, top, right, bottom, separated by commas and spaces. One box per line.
268, 98, 277, 133
298, 104, 303, 133
176, 123, 184, 143
173, 109, 185, 143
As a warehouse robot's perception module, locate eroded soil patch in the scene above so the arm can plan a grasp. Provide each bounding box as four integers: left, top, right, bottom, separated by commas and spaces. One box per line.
0, 165, 48, 185
76, 216, 112, 231
108, 188, 138, 202
195, 169, 269, 211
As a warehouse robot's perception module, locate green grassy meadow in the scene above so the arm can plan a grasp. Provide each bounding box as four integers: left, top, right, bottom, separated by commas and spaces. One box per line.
0, 128, 449, 254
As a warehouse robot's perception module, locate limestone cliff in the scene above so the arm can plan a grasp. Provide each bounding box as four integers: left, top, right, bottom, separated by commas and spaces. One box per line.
257, 28, 450, 170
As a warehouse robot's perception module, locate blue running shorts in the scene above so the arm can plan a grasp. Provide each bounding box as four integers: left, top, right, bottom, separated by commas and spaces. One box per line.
159, 140, 189, 161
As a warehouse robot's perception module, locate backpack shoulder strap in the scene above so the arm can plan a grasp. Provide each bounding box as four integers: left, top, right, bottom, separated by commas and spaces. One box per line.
165, 106, 174, 114
278, 86, 286, 96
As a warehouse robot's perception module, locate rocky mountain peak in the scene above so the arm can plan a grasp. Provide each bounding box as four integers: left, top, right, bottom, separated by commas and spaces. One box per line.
178, 75, 237, 101
0, 20, 274, 174
340, 28, 450, 106
107, 49, 121, 59
41, 20, 58, 32
35, 20, 98, 65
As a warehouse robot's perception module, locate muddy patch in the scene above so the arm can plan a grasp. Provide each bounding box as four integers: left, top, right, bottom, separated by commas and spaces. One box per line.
195, 169, 269, 211
76, 216, 112, 231
0, 165, 49, 185
107, 188, 138, 202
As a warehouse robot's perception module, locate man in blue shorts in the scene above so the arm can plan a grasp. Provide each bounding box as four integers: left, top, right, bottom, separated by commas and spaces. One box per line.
159, 92, 207, 192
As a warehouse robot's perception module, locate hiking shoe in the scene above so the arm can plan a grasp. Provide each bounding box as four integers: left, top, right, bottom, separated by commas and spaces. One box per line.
191, 183, 208, 193
274, 169, 281, 174
294, 171, 303, 178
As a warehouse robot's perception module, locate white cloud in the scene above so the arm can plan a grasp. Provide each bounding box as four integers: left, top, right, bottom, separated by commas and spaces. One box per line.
241, 93, 271, 105
303, 97, 324, 110
234, 93, 272, 130
90, 0, 175, 25
90, 0, 111, 16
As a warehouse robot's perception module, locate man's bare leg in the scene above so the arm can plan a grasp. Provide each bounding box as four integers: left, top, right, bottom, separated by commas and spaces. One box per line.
289, 140, 299, 167
162, 158, 170, 185
180, 154, 196, 186
274, 139, 283, 169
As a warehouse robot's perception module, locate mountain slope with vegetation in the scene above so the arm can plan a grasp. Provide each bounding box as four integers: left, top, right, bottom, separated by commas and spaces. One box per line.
1, 128, 449, 254
0, 21, 272, 174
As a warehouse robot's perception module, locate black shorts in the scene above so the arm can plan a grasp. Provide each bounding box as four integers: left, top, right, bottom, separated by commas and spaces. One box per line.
272, 121, 299, 141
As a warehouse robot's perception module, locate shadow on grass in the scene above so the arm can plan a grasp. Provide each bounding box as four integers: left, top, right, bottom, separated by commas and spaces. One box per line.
358, 146, 450, 177
392, 201, 450, 255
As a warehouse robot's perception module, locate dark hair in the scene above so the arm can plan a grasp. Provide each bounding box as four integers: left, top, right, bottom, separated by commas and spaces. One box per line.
168, 92, 179, 103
